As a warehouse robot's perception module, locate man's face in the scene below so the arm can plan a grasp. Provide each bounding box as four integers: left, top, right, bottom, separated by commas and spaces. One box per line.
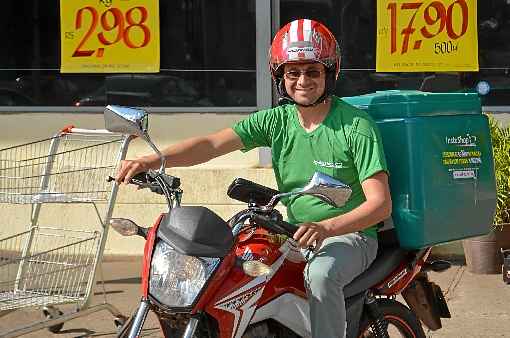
283, 62, 326, 106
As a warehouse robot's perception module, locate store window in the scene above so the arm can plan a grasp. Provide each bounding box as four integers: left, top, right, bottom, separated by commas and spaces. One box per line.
0, 0, 256, 108
280, 0, 510, 106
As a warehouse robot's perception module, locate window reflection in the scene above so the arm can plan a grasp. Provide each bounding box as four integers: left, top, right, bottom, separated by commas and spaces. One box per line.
280, 0, 510, 105
74, 71, 256, 107
0, 0, 256, 107
1, 0, 510, 108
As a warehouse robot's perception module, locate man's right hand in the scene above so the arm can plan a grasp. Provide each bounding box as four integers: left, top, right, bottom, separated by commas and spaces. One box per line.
115, 157, 154, 184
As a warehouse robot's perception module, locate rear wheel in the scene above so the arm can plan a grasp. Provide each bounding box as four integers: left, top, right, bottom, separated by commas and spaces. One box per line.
358, 298, 426, 338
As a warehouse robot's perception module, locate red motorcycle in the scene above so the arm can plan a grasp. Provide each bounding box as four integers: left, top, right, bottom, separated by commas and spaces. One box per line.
104, 105, 452, 338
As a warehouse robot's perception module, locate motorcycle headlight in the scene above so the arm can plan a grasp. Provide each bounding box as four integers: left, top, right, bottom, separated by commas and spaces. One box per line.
149, 240, 219, 308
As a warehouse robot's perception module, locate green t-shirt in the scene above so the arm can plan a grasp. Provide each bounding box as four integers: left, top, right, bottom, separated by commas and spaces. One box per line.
232, 96, 388, 238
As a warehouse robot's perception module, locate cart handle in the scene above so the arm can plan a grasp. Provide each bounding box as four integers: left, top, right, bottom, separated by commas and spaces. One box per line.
60, 125, 119, 135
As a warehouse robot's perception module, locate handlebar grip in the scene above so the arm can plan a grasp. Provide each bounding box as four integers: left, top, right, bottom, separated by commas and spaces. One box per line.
249, 213, 297, 238
107, 172, 175, 196
106, 172, 149, 185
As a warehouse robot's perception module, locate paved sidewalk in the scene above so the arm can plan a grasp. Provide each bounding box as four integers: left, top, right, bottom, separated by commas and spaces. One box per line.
426, 264, 510, 337
1, 259, 510, 338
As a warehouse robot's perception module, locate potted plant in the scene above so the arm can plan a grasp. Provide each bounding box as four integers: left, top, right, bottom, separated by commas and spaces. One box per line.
463, 116, 510, 273
490, 116, 510, 249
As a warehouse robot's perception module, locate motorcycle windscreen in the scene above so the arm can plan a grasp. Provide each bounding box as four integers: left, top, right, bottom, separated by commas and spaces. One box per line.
157, 206, 234, 257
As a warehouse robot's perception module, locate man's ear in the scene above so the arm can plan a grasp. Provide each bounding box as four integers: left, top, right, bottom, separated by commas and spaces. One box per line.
277, 77, 288, 96
335, 57, 341, 80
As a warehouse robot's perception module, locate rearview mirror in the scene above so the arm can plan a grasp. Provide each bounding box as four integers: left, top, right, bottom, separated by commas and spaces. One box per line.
104, 105, 166, 173
267, 172, 352, 209
298, 172, 352, 207
104, 105, 148, 137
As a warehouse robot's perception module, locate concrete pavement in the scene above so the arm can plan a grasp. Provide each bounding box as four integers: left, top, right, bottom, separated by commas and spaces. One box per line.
1, 258, 510, 338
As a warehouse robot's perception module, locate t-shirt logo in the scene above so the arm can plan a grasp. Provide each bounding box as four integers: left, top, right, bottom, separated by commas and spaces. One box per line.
313, 160, 346, 169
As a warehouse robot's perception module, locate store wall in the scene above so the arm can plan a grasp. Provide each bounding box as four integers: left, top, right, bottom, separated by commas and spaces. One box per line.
2, 110, 507, 257
0, 111, 280, 256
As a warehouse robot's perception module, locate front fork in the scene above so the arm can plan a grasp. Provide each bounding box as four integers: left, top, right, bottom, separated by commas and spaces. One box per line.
183, 318, 200, 337
121, 299, 200, 338
119, 299, 150, 338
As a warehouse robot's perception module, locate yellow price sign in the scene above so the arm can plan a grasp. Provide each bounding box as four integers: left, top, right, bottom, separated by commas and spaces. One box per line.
376, 0, 478, 72
60, 0, 160, 73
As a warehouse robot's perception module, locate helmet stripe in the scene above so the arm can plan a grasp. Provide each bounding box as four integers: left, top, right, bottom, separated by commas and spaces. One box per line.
289, 20, 299, 42
297, 19, 304, 41
303, 19, 312, 41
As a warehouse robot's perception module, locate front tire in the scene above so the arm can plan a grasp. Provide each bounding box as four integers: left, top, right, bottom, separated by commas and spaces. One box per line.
159, 314, 218, 338
358, 298, 426, 338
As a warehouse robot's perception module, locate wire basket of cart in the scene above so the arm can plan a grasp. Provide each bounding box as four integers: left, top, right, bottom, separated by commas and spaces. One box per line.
0, 126, 133, 337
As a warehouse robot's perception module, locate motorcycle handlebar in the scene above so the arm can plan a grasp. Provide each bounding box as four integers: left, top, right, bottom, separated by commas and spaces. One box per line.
108, 172, 297, 237
107, 173, 159, 192
249, 213, 297, 238
107, 172, 180, 195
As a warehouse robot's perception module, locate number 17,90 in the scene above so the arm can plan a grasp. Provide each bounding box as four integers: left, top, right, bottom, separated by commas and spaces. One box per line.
387, 0, 468, 55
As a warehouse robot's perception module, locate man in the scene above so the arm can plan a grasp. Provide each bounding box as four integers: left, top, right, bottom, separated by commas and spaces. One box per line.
116, 19, 391, 338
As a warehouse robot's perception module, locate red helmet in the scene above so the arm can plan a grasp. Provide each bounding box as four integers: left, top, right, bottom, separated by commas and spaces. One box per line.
269, 19, 341, 79
269, 19, 341, 105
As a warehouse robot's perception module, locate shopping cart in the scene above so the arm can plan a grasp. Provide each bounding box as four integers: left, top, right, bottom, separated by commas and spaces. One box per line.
0, 127, 133, 337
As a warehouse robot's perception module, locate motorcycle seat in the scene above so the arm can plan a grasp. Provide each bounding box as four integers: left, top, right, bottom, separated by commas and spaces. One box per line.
344, 246, 410, 298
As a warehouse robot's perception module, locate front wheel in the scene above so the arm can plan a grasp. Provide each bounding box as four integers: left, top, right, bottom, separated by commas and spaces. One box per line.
358, 298, 426, 338
159, 314, 218, 338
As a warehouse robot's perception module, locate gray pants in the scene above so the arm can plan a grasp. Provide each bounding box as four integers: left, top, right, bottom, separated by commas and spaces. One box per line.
304, 232, 378, 338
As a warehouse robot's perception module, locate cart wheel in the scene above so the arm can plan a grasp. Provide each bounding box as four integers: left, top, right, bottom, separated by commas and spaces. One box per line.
116, 315, 134, 337
42, 307, 64, 333
114, 315, 128, 329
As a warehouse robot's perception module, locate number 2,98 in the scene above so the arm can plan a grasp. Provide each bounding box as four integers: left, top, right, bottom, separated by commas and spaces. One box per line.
72, 6, 151, 57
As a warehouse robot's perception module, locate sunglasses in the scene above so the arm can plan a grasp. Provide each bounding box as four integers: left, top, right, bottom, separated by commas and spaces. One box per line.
284, 69, 324, 80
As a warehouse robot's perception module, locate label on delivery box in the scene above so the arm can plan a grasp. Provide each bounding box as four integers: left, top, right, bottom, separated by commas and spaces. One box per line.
442, 133, 482, 180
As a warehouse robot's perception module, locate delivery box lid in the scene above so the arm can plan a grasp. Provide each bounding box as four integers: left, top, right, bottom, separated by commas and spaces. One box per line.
342, 90, 481, 119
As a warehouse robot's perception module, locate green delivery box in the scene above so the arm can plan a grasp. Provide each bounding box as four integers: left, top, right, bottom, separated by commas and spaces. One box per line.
343, 90, 497, 249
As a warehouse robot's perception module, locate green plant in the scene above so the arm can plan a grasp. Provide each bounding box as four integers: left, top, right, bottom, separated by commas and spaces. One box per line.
489, 116, 510, 226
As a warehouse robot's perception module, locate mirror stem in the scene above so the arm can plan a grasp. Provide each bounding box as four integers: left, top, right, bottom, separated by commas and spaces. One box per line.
142, 134, 166, 173
264, 191, 292, 210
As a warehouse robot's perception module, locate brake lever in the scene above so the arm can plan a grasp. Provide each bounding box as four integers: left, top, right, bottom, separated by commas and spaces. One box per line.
106, 175, 156, 191
107, 171, 179, 196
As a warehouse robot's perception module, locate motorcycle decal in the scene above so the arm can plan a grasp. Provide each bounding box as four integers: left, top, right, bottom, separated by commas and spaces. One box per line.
387, 267, 408, 289
215, 286, 265, 338
376, 248, 432, 295
241, 247, 254, 261
214, 248, 289, 338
